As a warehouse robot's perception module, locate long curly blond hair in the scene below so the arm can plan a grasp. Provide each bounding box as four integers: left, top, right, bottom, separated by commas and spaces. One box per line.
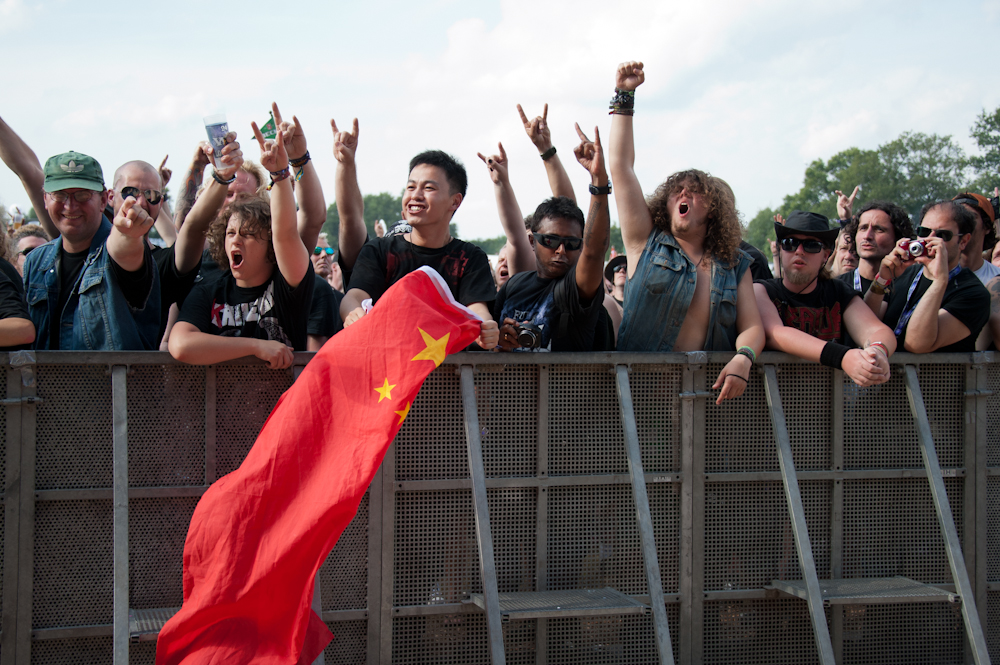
646, 169, 743, 265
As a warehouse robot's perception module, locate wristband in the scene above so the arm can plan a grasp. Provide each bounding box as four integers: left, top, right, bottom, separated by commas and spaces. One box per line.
589, 182, 612, 196
609, 88, 635, 116
869, 281, 886, 296
819, 341, 851, 370
288, 150, 311, 168
266, 167, 292, 190
212, 170, 236, 185
868, 341, 889, 357
737, 345, 756, 363
540, 146, 557, 161
874, 273, 891, 288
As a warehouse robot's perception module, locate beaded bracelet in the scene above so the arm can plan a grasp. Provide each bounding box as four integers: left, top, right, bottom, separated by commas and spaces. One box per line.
212, 171, 236, 185
267, 167, 292, 190
737, 345, 756, 363
609, 88, 635, 116
288, 150, 311, 168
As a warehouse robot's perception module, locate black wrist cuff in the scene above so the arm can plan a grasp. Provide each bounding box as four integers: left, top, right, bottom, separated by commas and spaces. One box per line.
820, 342, 851, 370
540, 146, 557, 161
212, 170, 236, 185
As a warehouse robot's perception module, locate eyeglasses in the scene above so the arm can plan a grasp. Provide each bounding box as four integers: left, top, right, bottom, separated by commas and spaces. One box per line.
612, 264, 627, 274
915, 226, 956, 242
314, 247, 334, 256
120, 187, 164, 205
533, 233, 583, 251
779, 237, 825, 254
47, 190, 97, 204
18, 247, 36, 257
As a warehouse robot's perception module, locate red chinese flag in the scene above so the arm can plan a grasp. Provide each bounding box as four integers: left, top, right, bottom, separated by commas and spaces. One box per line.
156, 267, 482, 664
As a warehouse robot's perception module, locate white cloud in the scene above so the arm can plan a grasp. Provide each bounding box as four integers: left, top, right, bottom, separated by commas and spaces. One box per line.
0, 0, 28, 32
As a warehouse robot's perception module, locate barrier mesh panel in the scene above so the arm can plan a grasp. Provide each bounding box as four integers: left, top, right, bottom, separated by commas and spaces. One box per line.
394, 488, 537, 606
127, 365, 205, 487
129, 497, 198, 610
129, 641, 157, 664
214, 365, 292, 478
392, 615, 535, 664
989, 590, 1000, 662
988, 364, 1000, 467
990, 476, 1000, 582
547, 608, 679, 664
474, 364, 538, 478
325, 619, 367, 665
321, 491, 368, 611
630, 365, 682, 473
33, 500, 112, 628
840, 602, 965, 663
0, 365, 7, 488
549, 365, 626, 476
703, 598, 821, 664
843, 478, 963, 583
548, 484, 680, 596
705, 363, 776, 473
36, 365, 112, 489
394, 367, 464, 481
704, 481, 831, 590
30, 636, 112, 664
845, 364, 964, 469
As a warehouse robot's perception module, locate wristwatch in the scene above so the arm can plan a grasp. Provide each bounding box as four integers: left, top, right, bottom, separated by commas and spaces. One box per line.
589, 182, 612, 196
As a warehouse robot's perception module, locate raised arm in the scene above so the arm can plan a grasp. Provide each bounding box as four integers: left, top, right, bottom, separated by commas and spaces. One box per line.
834, 185, 860, 223
270, 103, 326, 251
477, 142, 533, 275
252, 121, 309, 289
571, 124, 610, 300
607, 61, 652, 273
154, 155, 178, 246
332, 117, 366, 270
107, 197, 156, 271
0, 115, 56, 238
173, 134, 244, 274
173, 143, 212, 230
517, 103, 575, 202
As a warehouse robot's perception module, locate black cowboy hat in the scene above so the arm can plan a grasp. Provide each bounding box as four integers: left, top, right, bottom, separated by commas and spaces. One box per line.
774, 211, 840, 245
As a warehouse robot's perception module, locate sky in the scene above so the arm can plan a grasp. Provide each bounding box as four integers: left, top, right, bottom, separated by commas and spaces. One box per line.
1, 0, 998, 241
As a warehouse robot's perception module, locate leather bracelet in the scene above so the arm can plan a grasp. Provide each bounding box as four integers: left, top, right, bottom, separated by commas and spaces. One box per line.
288, 150, 311, 168
869, 281, 886, 296
540, 146, 557, 161
819, 341, 851, 370
212, 171, 236, 185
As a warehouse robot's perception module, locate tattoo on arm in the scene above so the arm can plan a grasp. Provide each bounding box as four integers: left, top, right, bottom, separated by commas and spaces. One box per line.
584, 197, 608, 251
175, 165, 206, 228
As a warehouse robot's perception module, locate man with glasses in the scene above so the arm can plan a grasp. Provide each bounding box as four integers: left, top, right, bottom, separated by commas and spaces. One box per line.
11, 225, 49, 277
953, 192, 1000, 349
865, 201, 989, 353
22, 151, 160, 349
753, 211, 896, 386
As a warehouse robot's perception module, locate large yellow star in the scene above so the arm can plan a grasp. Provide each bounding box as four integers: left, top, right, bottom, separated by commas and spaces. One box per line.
394, 402, 411, 425
374, 378, 396, 403
411, 328, 450, 367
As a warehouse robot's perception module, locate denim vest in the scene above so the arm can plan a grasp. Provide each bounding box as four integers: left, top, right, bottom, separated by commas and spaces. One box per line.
23, 218, 160, 350
617, 228, 751, 352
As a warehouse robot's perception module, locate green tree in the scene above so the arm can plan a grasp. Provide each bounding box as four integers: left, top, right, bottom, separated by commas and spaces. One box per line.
969, 105, 1000, 193
321, 191, 405, 249
745, 207, 778, 260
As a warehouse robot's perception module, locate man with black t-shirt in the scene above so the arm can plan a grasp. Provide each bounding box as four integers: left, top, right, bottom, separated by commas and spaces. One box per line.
839, 200, 913, 298
340, 150, 499, 349
23, 151, 159, 350
754, 211, 896, 386
865, 201, 989, 353
494, 124, 612, 352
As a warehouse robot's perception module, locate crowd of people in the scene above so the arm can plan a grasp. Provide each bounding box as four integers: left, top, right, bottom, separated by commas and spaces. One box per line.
0, 61, 996, 406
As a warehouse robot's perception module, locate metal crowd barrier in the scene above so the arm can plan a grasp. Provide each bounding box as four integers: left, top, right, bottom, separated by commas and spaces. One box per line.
0, 350, 998, 664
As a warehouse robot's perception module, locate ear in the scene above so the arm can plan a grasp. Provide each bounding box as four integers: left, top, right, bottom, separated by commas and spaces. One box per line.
958, 232, 972, 252
529, 233, 536, 249
450, 192, 463, 213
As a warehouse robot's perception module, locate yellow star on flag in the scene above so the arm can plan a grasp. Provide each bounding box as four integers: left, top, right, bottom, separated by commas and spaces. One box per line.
374, 378, 396, 403
411, 328, 450, 367
394, 402, 411, 425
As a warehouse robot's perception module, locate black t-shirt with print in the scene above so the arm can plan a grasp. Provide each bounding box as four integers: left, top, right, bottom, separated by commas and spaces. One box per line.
151, 244, 201, 343
758, 278, 857, 343
0, 258, 30, 351
883, 265, 990, 353
349, 236, 495, 307
493, 265, 609, 352
308, 275, 344, 338
178, 262, 315, 351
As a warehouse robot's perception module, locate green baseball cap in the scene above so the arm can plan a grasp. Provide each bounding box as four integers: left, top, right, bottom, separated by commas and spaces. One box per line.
43, 151, 105, 193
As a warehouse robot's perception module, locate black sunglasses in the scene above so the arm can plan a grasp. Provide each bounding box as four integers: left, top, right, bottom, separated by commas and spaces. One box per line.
120, 187, 164, 205
612, 264, 627, 274
18, 247, 36, 257
314, 247, 334, 255
915, 226, 957, 242
533, 233, 583, 251
779, 237, 825, 254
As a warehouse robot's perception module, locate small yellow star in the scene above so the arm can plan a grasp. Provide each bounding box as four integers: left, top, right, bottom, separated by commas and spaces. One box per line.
374, 378, 396, 403
394, 402, 411, 425
411, 328, 450, 367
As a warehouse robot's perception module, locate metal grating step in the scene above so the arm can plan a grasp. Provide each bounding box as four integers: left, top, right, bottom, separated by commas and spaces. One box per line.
770, 576, 958, 605
129, 606, 180, 642
468, 587, 649, 620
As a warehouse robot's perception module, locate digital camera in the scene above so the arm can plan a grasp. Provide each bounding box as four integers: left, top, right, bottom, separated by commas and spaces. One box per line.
515, 323, 543, 349
904, 239, 927, 260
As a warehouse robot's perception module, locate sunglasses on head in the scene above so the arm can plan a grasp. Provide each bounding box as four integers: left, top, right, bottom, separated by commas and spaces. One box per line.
779, 237, 825, 254
48, 190, 98, 204
533, 233, 583, 251
314, 247, 335, 255
916, 226, 957, 242
120, 187, 164, 205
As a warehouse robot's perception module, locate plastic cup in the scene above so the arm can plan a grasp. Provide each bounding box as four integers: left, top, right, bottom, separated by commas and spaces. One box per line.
203, 114, 230, 164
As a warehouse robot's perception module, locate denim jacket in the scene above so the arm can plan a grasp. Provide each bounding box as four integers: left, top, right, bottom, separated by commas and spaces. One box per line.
617, 228, 751, 352
23, 217, 160, 350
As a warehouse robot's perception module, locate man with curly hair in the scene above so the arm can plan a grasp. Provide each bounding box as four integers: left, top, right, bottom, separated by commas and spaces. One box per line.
839, 200, 913, 297
608, 60, 763, 404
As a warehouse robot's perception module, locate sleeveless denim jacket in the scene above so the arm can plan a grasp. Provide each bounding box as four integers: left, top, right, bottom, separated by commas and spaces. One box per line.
23, 218, 160, 350
617, 228, 751, 352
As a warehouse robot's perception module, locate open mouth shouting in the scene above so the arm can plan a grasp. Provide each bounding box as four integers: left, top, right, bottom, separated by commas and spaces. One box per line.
230, 250, 244, 270
678, 202, 689, 216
